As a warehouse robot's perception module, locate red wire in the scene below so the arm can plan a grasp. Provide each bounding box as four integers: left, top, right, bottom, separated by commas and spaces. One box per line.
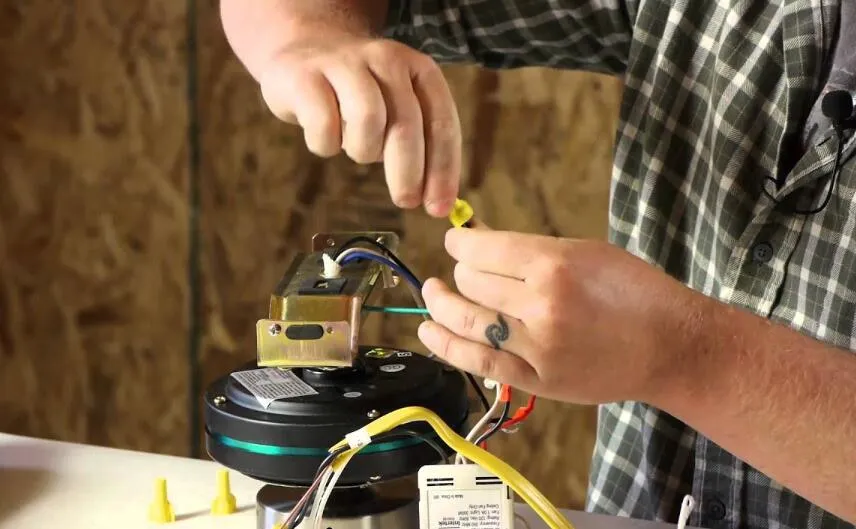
501, 395, 536, 429
480, 387, 536, 450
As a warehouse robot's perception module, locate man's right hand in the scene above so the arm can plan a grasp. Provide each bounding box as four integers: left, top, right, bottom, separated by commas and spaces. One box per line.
257, 36, 462, 218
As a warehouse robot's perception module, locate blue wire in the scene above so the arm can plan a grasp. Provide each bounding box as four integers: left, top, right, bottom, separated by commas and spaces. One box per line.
340, 251, 422, 289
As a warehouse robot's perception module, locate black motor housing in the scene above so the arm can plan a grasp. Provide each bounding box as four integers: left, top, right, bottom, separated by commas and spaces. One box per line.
204, 345, 470, 487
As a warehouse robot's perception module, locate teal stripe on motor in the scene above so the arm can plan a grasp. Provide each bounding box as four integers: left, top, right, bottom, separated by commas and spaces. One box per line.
212, 433, 429, 456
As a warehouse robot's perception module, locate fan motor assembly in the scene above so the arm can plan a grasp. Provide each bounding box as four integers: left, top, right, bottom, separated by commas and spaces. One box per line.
202, 232, 472, 529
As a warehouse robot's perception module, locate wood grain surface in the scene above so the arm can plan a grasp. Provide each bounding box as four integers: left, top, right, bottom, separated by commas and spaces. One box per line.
0, 0, 623, 509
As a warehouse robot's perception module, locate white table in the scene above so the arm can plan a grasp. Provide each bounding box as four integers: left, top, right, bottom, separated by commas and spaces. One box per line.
0, 433, 682, 529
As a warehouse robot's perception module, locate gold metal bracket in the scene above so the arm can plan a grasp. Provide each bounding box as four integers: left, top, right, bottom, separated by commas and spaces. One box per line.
257, 231, 400, 368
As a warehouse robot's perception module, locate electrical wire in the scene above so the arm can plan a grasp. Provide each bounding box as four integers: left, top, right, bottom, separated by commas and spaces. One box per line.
313, 461, 348, 529
457, 380, 503, 464
279, 445, 348, 529
333, 236, 423, 287
486, 394, 537, 432
501, 395, 536, 430
362, 305, 430, 315
398, 428, 449, 462
336, 248, 427, 319
327, 406, 575, 529
308, 427, 449, 529
474, 400, 511, 446
339, 250, 422, 291
466, 374, 490, 412
280, 430, 447, 529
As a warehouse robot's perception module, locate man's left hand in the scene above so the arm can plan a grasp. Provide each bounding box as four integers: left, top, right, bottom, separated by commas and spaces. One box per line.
417, 228, 709, 405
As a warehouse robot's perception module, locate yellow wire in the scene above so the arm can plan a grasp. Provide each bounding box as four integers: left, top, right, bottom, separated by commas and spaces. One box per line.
328, 406, 575, 529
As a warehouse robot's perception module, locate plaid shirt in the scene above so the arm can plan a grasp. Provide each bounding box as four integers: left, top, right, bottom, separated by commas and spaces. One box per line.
384, 1, 855, 529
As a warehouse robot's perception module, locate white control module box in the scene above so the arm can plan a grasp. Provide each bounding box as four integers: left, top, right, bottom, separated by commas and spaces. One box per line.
418, 464, 514, 529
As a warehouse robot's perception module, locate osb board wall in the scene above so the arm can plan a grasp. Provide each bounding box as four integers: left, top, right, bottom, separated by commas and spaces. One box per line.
0, 0, 622, 509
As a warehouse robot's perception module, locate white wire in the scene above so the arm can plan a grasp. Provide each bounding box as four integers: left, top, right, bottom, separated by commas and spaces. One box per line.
676, 495, 695, 529
456, 380, 502, 464
313, 464, 347, 529
308, 467, 334, 528
335, 247, 389, 264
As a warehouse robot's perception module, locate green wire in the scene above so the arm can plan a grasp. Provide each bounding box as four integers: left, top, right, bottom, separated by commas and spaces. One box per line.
363, 305, 430, 315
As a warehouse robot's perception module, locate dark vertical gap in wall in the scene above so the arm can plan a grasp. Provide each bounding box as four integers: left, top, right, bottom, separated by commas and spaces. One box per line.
186, 0, 202, 458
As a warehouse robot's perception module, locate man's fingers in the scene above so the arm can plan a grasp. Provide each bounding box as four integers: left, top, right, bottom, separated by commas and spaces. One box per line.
444, 229, 556, 279
322, 60, 387, 164
422, 278, 530, 352
260, 66, 342, 157
417, 320, 536, 386
452, 263, 531, 320
370, 61, 426, 209
412, 61, 461, 217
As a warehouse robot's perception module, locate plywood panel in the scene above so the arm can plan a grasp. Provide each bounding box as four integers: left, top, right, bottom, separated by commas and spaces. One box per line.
0, 0, 190, 456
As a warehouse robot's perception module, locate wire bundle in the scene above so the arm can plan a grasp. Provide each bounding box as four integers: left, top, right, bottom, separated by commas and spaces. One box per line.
316, 407, 575, 529
278, 429, 446, 529
328, 237, 427, 317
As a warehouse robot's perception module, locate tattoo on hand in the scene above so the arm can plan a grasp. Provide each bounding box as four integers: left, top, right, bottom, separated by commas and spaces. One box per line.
485, 314, 510, 349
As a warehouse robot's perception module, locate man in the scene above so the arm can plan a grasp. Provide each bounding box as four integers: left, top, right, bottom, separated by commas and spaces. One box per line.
219, 2, 856, 528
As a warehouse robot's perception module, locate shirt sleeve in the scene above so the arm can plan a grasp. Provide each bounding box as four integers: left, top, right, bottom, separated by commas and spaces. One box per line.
382, 0, 637, 74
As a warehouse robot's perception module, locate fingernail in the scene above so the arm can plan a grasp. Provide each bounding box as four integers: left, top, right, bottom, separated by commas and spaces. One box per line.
417, 321, 435, 346
394, 194, 420, 209
426, 200, 452, 217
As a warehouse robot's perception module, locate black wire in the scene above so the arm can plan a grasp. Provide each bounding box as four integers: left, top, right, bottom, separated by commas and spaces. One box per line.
332, 236, 423, 288
473, 401, 510, 446
286, 446, 349, 528
466, 373, 490, 412
762, 131, 844, 215
397, 428, 449, 461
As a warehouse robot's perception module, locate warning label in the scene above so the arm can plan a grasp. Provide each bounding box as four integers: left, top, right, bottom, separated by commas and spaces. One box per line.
230, 368, 317, 408
427, 490, 504, 529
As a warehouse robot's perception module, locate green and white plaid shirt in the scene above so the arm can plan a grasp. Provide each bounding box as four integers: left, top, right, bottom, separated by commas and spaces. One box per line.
384, 1, 855, 528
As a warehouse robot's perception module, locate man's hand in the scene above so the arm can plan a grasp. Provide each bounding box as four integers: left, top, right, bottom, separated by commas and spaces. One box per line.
257, 36, 462, 217
417, 228, 705, 404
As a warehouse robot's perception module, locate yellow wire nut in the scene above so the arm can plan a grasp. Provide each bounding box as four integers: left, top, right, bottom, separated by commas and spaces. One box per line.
449, 198, 474, 228
328, 407, 575, 529
211, 469, 237, 515
147, 477, 176, 524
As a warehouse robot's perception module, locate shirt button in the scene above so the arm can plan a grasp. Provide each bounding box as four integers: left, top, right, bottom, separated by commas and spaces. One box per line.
705, 497, 727, 521
751, 242, 773, 263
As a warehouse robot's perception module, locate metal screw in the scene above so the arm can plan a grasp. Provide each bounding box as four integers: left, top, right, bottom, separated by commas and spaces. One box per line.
376, 236, 385, 244
327, 238, 336, 247
213, 396, 226, 406
367, 409, 380, 419
269, 323, 281, 336
326, 326, 333, 334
